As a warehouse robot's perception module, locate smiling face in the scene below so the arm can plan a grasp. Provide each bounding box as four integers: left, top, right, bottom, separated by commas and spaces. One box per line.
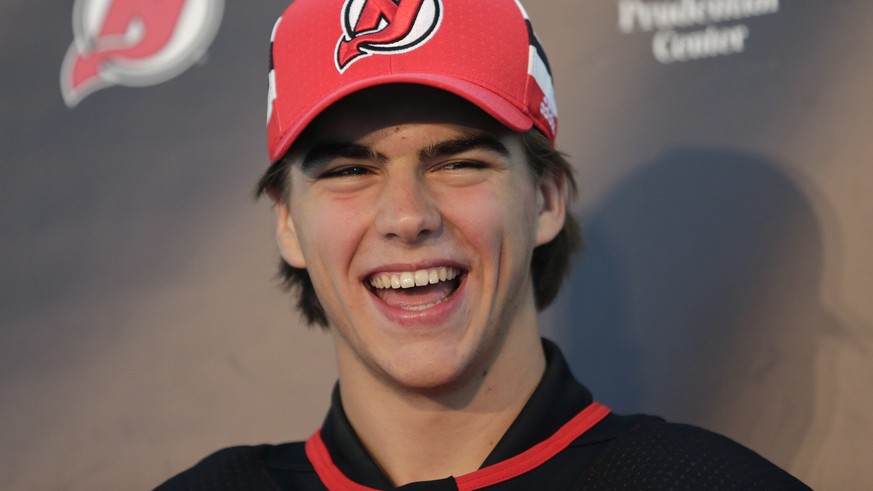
274, 86, 565, 394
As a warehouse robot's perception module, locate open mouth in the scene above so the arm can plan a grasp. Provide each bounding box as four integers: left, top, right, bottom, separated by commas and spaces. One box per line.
367, 267, 464, 311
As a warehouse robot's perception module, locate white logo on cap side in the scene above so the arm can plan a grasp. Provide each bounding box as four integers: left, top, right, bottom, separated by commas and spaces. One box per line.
267, 16, 282, 124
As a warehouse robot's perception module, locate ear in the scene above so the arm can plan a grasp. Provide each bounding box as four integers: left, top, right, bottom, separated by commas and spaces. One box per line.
534, 172, 567, 246
274, 201, 307, 268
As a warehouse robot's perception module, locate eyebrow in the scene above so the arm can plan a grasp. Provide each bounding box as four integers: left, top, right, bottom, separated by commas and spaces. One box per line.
419, 132, 510, 161
299, 143, 386, 172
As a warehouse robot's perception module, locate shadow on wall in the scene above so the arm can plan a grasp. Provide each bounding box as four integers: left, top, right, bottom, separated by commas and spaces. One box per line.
549, 147, 844, 465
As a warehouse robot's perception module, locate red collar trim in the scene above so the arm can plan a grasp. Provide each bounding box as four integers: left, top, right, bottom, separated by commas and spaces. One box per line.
305, 401, 611, 491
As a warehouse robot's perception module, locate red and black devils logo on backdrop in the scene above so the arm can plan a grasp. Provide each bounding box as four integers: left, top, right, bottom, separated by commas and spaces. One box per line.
335, 0, 443, 73
60, 0, 224, 108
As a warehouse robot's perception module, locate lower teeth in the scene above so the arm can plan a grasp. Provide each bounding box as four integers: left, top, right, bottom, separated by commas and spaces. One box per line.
400, 297, 448, 311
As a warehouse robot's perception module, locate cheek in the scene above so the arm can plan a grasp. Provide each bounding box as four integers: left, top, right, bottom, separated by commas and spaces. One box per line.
439, 182, 538, 254
293, 194, 371, 271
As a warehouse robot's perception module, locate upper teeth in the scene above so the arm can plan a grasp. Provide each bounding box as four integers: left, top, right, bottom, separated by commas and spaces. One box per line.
370, 267, 460, 290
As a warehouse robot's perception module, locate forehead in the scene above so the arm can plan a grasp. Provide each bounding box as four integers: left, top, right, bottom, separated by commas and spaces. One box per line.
294, 85, 511, 150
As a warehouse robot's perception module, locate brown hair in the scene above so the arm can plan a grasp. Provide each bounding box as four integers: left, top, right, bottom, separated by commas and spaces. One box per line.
256, 129, 581, 328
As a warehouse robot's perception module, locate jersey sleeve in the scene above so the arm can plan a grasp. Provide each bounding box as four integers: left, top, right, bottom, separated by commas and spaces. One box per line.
579, 420, 811, 490
153, 445, 278, 491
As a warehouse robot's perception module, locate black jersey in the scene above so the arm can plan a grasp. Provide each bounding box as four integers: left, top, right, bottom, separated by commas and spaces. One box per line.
156, 340, 810, 490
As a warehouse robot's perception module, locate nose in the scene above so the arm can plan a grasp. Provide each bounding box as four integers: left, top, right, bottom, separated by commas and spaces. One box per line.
374, 172, 442, 243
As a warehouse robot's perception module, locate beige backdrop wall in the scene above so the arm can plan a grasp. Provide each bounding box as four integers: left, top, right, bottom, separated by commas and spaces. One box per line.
1, 1, 871, 490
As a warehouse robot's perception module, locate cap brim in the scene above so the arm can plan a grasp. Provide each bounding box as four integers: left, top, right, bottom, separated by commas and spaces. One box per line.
269, 73, 533, 162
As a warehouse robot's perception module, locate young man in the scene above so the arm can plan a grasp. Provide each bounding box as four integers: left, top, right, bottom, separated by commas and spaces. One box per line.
158, 0, 810, 489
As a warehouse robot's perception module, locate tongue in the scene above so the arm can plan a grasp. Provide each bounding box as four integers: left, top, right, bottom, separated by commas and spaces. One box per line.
375, 281, 457, 309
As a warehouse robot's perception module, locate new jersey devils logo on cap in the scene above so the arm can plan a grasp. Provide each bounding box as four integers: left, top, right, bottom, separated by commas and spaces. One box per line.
60, 0, 224, 108
336, 0, 443, 73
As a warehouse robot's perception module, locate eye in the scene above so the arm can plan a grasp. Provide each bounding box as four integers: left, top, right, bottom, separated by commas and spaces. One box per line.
319, 165, 371, 179
440, 160, 488, 171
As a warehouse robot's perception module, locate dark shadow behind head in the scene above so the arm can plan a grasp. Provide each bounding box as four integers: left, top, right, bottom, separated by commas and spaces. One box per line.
547, 147, 838, 464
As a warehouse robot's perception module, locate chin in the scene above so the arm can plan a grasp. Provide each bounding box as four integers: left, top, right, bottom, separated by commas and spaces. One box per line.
380, 345, 480, 394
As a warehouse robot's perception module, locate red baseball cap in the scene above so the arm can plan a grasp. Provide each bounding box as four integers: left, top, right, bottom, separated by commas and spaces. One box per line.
266, 0, 558, 162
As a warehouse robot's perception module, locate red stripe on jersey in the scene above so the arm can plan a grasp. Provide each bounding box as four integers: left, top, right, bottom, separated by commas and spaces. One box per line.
305, 432, 380, 491
454, 402, 610, 490
305, 402, 611, 490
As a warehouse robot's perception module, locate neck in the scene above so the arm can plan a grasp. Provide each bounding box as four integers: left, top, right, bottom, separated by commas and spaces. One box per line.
336, 323, 546, 486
